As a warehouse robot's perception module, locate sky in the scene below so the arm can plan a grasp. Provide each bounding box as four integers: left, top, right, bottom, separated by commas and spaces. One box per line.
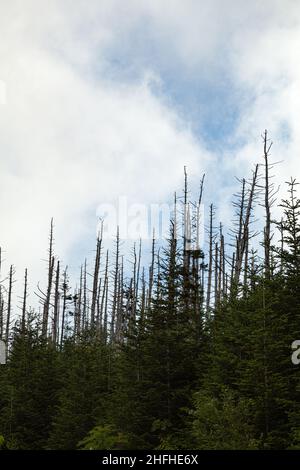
0, 0, 300, 302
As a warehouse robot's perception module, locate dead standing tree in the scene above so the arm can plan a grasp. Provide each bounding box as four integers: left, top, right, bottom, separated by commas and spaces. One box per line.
100, 250, 109, 343
42, 219, 55, 337
206, 204, 215, 312
262, 130, 279, 279
60, 267, 71, 347
21, 268, 28, 334
233, 164, 259, 288
5, 265, 14, 355
91, 222, 103, 326
147, 230, 156, 309
52, 261, 60, 345
110, 227, 120, 342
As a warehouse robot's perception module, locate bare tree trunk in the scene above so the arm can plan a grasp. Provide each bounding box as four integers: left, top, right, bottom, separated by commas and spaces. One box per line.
196, 174, 205, 251
225, 273, 229, 297
218, 224, 223, 302
243, 234, 249, 294
156, 249, 161, 301
91, 224, 103, 326
133, 239, 142, 320
140, 267, 146, 323
82, 259, 87, 330
234, 165, 258, 285
74, 288, 81, 340
110, 227, 119, 341
230, 252, 235, 295
115, 254, 125, 343
60, 267, 68, 348
103, 280, 109, 344
42, 219, 55, 337
222, 235, 226, 296
101, 250, 109, 341
234, 179, 246, 284
214, 243, 219, 309
96, 277, 102, 331
183, 166, 188, 261
206, 204, 214, 311
263, 129, 273, 279
148, 231, 155, 308
5, 265, 13, 355
52, 261, 60, 345
77, 265, 83, 334
21, 268, 28, 334
183, 203, 192, 311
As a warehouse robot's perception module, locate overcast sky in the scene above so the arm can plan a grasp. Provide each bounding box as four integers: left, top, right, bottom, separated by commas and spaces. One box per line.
0, 0, 300, 301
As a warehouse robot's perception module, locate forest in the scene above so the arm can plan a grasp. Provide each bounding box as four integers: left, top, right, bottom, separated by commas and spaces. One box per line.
0, 130, 300, 450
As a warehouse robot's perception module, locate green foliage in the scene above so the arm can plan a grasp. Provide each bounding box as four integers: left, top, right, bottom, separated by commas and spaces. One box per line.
0, 435, 6, 449
189, 388, 259, 450
107, 237, 206, 449
0, 324, 60, 449
78, 425, 130, 450
0, 179, 300, 450
47, 332, 111, 449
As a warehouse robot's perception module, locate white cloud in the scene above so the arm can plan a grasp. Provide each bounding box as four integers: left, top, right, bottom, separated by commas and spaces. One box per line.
0, 0, 299, 303
0, 0, 210, 302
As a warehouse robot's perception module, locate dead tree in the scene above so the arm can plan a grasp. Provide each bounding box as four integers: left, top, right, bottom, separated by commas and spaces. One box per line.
115, 258, 124, 343
42, 219, 55, 337
77, 265, 83, 332
60, 267, 69, 348
140, 267, 146, 323
219, 224, 225, 299
110, 228, 120, 341
21, 268, 28, 333
82, 259, 87, 330
263, 130, 273, 278
230, 251, 235, 293
156, 248, 162, 302
183, 166, 188, 263
243, 235, 249, 294
206, 204, 214, 311
5, 265, 14, 355
101, 250, 109, 342
196, 174, 205, 251
214, 243, 219, 309
103, 278, 109, 344
96, 277, 102, 331
73, 287, 81, 339
52, 261, 60, 344
91, 224, 103, 326
233, 164, 259, 286
148, 230, 155, 308
132, 239, 142, 320
233, 178, 246, 284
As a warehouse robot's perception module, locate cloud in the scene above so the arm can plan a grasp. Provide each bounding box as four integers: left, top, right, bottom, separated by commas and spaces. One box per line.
0, 0, 299, 304
0, 0, 211, 302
